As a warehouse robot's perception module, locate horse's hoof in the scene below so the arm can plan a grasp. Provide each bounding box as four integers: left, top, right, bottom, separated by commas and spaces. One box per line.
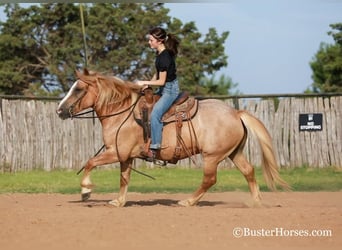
108, 199, 125, 207
178, 199, 193, 207
244, 199, 263, 208
81, 192, 91, 201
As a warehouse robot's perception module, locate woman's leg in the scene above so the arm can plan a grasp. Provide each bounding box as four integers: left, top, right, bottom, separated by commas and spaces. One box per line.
150, 81, 179, 149
150, 94, 174, 149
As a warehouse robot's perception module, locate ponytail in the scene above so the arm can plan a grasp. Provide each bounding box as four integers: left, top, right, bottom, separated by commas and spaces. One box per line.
165, 33, 179, 57
149, 27, 180, 57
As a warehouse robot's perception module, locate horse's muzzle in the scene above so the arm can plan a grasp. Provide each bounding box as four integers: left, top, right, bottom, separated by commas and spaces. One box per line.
56, 108, 71, 120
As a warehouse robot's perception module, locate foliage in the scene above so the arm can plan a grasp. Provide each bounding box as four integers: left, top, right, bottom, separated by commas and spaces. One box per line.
198, 74, 241, 96
0, 3, 230, 96
309, 23, 342, 93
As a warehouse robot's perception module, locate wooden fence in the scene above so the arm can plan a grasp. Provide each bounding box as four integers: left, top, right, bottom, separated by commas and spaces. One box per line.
0, 94, 341, 172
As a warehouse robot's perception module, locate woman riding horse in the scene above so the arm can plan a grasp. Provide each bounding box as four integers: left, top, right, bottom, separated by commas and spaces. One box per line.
56, 69, 289, 207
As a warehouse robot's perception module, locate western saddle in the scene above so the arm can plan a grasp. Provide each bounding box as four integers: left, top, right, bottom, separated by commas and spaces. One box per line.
134, 87, 198, 164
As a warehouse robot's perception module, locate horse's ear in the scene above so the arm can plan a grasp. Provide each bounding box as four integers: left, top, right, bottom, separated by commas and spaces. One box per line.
75, 70, 82, 79
75, 68, 92, 80
83, 68, 90, 75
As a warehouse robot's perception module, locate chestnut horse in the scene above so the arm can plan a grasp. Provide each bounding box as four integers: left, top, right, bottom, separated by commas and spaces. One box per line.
56, 69, 289, 207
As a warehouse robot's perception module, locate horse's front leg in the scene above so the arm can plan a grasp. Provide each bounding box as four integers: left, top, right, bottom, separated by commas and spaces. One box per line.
81, 148, 118, 201
108, 159, 133, 207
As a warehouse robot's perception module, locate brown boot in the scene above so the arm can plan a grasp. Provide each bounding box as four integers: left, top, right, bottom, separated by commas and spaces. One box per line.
141, 149, 156, 162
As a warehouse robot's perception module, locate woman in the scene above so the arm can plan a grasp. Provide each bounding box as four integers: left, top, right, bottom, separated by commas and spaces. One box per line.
137, 27, 180, 161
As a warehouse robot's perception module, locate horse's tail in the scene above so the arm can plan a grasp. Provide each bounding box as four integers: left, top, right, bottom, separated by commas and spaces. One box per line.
238, 110, 290, 191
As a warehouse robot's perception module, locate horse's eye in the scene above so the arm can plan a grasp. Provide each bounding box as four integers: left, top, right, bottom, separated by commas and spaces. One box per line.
74, 87, 83, 93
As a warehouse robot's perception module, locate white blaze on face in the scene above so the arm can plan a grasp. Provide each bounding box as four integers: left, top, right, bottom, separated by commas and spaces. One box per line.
57, 80, 78, 110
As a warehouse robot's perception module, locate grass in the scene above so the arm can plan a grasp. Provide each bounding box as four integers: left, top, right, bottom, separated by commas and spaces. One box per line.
0, 166, 341, 194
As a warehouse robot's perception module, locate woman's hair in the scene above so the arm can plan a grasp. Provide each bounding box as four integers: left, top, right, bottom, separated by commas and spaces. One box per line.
149, 27, 179, 57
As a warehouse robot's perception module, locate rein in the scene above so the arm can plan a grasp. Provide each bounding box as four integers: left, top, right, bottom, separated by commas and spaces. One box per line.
70, 100, 139, 120
73, 94, 155, 180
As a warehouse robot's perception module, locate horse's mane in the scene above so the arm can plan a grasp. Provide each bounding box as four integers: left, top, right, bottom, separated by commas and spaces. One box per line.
78, 69, 141, 111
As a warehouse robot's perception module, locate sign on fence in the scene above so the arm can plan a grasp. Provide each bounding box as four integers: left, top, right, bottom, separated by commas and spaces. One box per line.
299, 113, 323, 131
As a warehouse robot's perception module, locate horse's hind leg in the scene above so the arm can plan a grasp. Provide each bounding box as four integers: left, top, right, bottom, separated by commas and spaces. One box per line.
178, 157, 218, 207
230, 152, 261, 205
108, 159, 132, 207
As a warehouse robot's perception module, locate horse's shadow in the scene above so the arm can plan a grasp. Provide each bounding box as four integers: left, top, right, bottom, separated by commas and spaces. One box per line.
69, 198, 248, 208
125, 199, 227, 207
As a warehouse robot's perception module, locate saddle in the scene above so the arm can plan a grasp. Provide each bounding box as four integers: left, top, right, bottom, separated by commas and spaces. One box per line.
134, 87, 199, 164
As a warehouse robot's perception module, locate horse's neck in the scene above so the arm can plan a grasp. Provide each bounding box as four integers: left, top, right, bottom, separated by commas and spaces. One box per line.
94, 92, 139, 122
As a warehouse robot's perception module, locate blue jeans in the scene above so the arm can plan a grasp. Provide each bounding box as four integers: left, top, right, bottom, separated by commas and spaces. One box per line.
150, 79, 179, 149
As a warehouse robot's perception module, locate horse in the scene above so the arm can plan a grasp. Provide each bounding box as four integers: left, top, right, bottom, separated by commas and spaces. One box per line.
56, 69, 289, 207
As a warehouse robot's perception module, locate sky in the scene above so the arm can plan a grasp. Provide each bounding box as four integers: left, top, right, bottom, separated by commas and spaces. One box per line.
165, 0, 341, 94
0, 1, 341, 94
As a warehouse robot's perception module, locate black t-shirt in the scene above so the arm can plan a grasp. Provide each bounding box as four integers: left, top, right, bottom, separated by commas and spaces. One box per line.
155, 49, 177, 82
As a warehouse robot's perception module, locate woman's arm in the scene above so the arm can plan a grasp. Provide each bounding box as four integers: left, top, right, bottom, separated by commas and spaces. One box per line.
137, 71, 167, 87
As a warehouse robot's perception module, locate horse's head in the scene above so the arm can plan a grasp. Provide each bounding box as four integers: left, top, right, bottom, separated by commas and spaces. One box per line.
56, 69, 98, 120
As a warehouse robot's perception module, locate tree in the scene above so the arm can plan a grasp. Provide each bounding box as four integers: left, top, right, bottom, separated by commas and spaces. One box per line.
309, 23, 342, 93
197, 74, 240, 96
0, 3, 82, 96
0, 3, 229, 96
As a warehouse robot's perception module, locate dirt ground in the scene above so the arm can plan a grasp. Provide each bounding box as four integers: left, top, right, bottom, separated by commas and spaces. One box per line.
0, 192, 341, 250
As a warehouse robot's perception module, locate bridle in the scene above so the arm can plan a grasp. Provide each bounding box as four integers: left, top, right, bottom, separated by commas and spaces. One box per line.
68, 79, 141, 120
68, 91, 88, 119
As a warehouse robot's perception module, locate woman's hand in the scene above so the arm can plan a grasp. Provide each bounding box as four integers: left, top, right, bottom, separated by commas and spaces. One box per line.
136, 80, 149, 91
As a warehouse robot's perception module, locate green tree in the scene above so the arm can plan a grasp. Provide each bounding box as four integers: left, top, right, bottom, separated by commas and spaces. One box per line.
0, 3, 82, 96
0, 3, 230, 96
309, 23, 342, 93
197, 74, 240, 96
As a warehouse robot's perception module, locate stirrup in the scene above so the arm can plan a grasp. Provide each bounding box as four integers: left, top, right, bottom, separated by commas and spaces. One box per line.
141, 150, 167, 166
141, 149, 156, 162
152, 159, 167, 166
